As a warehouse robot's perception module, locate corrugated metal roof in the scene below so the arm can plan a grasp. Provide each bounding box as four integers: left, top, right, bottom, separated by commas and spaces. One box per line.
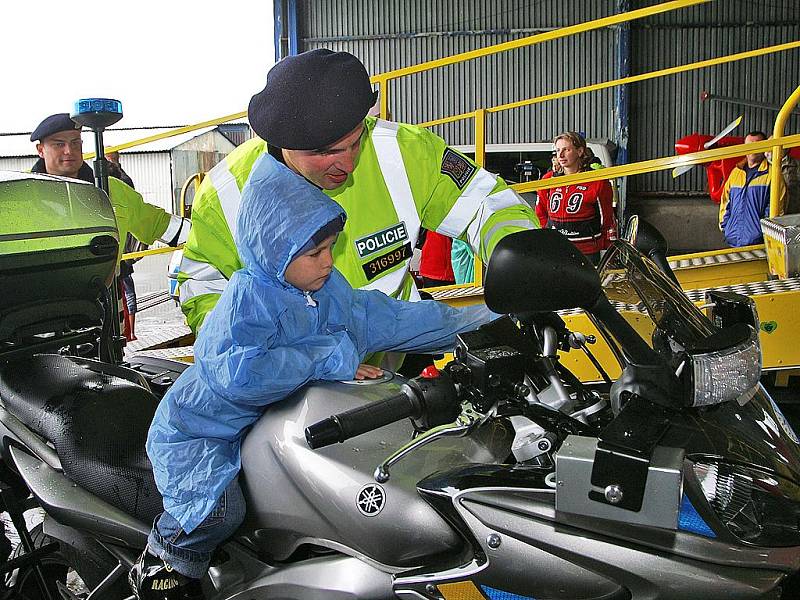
101, 126, 220, 153
0, 126, 219, 158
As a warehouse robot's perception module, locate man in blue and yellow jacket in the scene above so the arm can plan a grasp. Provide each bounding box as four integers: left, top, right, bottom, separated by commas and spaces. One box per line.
719, 130, 785, 247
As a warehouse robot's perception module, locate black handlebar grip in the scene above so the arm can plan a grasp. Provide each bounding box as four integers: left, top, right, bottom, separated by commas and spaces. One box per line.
304, 417, 342, 450
305, 391, 421, 449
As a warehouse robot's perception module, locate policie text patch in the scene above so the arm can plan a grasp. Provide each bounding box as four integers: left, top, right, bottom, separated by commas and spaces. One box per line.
441, 147, 477, 189
362, 243, 412, 281
354, 222, 408, 258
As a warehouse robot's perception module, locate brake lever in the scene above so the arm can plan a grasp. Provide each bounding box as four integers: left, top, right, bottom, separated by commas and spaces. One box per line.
374, 402, 492, 483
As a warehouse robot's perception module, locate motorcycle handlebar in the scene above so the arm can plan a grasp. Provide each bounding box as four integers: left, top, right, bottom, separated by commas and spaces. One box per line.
305, 390, 422, 449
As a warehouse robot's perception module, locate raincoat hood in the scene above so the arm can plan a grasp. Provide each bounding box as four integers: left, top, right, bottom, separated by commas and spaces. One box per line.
235, 153, 346, 285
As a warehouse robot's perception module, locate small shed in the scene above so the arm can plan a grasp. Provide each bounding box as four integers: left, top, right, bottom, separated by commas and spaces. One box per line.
0, 126, 242, 214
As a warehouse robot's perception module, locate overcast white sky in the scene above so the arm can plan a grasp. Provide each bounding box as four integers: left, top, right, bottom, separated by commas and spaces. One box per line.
1, 1, 275, 134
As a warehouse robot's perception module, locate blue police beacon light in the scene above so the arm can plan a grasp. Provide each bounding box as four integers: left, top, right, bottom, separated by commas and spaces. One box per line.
70, 98, 123, 194
71, 98, 123, 130
71, 98, 126, 364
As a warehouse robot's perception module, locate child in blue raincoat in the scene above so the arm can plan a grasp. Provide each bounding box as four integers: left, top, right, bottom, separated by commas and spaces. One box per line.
130, 153, 496, 596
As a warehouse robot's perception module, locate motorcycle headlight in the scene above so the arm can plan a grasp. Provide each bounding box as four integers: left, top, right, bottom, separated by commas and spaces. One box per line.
691, 460, 800, 546
689, 327, 761, 407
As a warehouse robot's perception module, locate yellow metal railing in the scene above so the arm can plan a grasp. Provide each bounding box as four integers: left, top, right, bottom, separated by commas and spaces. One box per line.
510, 134, 800, 194
83, 111, 247, 161
88, 0, 711, 164
123, 244, 183, 261
179, 172, 205, 217
371, 0, 711, 120
419, 41, 800, 279
418, 40, 800, 129
771, 85, 800, 217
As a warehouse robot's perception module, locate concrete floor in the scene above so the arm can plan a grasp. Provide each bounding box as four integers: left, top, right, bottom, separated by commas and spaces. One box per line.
127, 250, 187, 336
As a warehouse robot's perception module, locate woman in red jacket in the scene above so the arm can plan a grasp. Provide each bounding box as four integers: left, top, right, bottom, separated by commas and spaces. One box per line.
536, 131, 616, 264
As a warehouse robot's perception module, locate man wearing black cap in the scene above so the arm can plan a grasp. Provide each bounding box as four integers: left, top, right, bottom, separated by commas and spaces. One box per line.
31, 113, 93, 181
177, 49, 538, 345
30, 112, 191, 266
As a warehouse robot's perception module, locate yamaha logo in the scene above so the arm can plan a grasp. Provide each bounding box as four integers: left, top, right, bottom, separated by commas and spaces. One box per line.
356, 484, 386, 516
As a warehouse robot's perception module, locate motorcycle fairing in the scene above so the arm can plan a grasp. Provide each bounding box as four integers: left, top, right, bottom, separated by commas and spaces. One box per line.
239, 376, 514, 569
659, 388, 800, 484
412, 461, 800, 596
403, 474, 789, 599
456, 490, 784, 600
9, 446, 150, 548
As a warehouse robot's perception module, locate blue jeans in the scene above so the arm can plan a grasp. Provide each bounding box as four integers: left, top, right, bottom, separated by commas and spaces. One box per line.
147, 478, 246, 579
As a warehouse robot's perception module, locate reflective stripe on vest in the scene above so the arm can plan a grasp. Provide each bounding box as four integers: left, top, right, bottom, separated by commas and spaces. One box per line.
436, 168, 498, 238
209, 158, 243, 240
465, 187, 528, 260
180, 255, 227, 280
161, 214, 187, 244
178, 255, 228, 303
483, 218, 537, 248
365, 120, 422, 297
179, 277, 228, 304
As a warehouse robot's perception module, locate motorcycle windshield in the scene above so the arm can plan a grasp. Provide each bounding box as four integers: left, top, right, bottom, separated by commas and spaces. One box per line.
597, 242, 716, 349
596, 242, 800, 482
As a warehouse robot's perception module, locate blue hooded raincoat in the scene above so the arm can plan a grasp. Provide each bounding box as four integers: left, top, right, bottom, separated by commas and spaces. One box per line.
147, 154, 495, 533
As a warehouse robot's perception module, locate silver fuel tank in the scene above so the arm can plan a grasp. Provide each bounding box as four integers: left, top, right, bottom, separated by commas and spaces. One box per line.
239, 371, 513, 568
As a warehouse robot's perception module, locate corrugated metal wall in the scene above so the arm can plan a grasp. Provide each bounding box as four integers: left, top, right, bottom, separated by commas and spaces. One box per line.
300, 0, 616, 146
297, 0, 800, 194
630, 1, 800, 192
0, 157, 36, 172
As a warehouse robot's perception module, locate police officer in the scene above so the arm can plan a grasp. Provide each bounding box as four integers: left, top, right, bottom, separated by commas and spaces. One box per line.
31, 112, 190, 265
178, 49, 538, 346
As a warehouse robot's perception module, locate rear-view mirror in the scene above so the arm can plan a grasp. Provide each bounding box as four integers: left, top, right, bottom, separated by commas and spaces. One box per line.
484, 229, 602, 314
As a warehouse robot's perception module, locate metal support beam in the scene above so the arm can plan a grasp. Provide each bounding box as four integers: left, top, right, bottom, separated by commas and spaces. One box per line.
615, 0, 631, 227
287, 0, 299, 55
273, 0, 285, 61
702, 91, 800, 116
274, 0, 299, 60
771, 85, 800, 217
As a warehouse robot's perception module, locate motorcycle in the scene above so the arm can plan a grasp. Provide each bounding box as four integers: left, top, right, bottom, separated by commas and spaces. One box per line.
1, 171, 800, 599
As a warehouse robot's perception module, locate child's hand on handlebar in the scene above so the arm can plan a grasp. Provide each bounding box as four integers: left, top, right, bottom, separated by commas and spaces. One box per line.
355, 364, 383, 380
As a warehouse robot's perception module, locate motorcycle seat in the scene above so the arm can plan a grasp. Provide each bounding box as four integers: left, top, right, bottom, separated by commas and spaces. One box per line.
0, 353, 164, 525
